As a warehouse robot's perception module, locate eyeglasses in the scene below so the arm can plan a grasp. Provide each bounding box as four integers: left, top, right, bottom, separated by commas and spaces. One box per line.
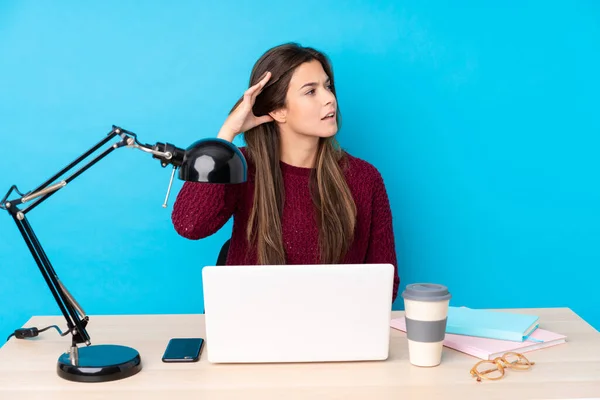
470, 352, 535, 382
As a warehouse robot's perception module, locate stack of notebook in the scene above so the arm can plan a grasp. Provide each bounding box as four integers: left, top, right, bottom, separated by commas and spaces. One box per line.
390, 306, 567, 360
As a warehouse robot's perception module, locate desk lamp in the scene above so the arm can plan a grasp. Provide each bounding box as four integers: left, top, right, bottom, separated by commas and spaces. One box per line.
0, 125, 247, 383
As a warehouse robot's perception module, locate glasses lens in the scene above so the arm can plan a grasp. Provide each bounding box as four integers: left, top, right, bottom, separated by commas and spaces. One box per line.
475, 361, 503, 379
504, 353, 531, 369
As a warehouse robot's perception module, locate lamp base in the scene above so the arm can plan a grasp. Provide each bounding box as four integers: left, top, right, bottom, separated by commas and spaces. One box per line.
57, 344, 142, 383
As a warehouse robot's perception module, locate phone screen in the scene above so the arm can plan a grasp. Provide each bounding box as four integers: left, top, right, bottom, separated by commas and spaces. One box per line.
162, 338, 204, 362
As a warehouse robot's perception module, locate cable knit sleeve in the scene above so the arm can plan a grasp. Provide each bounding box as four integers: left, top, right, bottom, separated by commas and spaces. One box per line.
171, 181, 242, 240
365, 169, 400, 302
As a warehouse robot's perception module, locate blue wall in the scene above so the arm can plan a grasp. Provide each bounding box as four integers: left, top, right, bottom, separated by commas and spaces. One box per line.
1, 1, 599, 341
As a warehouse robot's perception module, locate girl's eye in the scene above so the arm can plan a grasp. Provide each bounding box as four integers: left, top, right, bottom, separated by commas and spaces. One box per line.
306, 84, 332, 95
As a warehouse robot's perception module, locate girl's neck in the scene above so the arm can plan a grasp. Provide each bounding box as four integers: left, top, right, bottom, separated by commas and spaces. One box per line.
279, 130, 320, 168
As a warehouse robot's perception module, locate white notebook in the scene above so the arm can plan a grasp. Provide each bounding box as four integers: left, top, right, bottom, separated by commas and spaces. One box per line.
202, 263, 395, 363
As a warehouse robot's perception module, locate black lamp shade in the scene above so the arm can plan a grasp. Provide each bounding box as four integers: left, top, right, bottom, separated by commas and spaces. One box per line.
178, 138, 247, 184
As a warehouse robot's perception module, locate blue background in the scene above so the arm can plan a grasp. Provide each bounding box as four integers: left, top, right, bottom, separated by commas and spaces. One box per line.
1, 0, 599, 342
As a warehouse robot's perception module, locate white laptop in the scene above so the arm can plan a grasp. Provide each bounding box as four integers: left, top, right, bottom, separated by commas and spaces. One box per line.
201, 263, 394, 363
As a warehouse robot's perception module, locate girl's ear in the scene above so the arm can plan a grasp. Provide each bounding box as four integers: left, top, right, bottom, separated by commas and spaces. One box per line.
269, 108, 287, 123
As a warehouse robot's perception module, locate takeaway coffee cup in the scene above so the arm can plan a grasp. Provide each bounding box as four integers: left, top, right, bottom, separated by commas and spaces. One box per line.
401, 283, 451, 367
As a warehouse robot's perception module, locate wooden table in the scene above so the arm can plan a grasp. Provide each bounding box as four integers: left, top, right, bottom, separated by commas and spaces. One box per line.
0, 308, 599, 399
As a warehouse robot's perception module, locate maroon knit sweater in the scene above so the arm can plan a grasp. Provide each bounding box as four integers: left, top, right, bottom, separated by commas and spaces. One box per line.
171, 148, 400, 302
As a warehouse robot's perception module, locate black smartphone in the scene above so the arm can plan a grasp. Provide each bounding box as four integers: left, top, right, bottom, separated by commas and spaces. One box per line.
161, 338, 204, 362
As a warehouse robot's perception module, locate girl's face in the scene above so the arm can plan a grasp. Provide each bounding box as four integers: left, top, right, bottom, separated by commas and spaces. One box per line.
270, 60, 338, 139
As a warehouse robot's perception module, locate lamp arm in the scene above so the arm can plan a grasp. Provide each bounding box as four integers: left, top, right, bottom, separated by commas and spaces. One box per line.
1, 125, 185, 351
127, 138, 174, 159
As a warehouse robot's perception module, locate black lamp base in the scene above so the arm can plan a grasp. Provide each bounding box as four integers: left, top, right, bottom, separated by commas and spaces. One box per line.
57, 344, 142, 383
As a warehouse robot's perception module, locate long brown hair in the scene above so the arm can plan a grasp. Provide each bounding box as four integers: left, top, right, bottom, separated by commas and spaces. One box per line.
231, 43, 356, 265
